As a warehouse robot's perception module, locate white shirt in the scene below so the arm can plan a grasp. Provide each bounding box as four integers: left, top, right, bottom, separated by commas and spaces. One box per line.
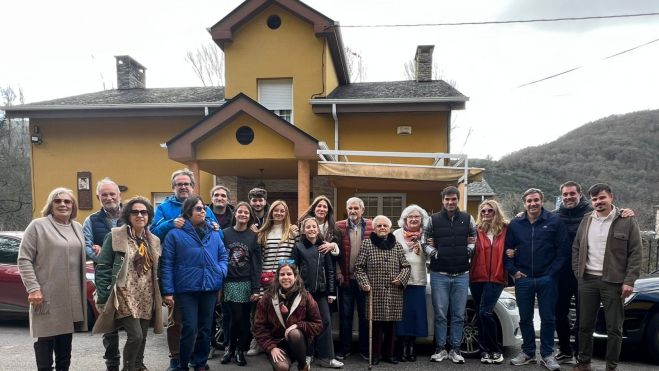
585, 207, 616, 276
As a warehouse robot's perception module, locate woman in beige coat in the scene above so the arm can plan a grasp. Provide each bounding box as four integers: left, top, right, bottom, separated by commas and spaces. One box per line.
92, 196, 163, 371
18, 187, 88, 371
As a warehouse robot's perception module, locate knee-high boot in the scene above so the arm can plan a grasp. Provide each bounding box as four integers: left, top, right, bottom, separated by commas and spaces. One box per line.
34, 339, 54, 371
53, 334, 72, 371
407, 337, 417, 362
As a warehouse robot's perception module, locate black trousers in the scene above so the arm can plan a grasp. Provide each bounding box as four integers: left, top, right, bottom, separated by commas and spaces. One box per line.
34, 333, 72, 371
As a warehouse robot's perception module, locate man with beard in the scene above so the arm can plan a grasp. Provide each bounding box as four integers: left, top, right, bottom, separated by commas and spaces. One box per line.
334, 197, 373, 360
82, 178, 123, 371
209, 185, 234, 229
247, 187, 268, 231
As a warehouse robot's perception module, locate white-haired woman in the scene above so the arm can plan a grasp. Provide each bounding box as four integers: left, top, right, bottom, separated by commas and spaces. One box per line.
355, 215, 410, 365
392, 204, 430, 362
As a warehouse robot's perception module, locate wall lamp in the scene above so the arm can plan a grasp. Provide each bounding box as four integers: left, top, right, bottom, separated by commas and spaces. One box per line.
31, 125, 43, 144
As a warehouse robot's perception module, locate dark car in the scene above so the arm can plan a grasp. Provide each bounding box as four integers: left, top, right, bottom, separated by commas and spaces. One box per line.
0, 231, 98, 329
593, 270, 659, 364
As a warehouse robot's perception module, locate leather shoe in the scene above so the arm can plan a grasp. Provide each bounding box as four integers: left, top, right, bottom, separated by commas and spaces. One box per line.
383, 356, 399, 364
220, 350, 233, 364
235, 351, 247, 366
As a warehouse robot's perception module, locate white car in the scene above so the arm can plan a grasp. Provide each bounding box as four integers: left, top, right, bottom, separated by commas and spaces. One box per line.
332, 275, 522, 357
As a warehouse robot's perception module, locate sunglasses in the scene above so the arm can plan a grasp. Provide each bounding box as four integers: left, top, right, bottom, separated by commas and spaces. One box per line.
480, 209, 495, 214
193, 206, 205, 212
278, 259, 296, 267
53, 198, 73, 205
175, 182, 192, 188
130, 210, 149, 216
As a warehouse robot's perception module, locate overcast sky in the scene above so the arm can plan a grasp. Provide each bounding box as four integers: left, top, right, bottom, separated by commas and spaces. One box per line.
2, 0, 658, 159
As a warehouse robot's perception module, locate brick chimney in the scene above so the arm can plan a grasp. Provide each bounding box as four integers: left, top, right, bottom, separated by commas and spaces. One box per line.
415, 45, 434, 82
115, 55, 146, 89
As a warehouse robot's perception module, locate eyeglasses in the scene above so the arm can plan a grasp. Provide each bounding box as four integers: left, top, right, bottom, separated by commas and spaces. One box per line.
480, 209, 495, 215
407, 215, 421, 219
130, 210, 149, 216
375, 224, 389, 228
278, 259, 296, 267
175, 182, 192, 188
53, 198, 73, 205
193, 206, 205, 212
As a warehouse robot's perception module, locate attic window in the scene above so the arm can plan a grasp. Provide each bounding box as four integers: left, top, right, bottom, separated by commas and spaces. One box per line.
267, 15, 281, 29
236, 126, 255, 145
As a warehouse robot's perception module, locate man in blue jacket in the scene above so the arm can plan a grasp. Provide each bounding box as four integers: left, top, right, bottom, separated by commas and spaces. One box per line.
505, 188, 570, 371
151, 168, 218, 371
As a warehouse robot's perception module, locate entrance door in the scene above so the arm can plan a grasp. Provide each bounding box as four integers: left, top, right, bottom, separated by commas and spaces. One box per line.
268, 192, 298, 222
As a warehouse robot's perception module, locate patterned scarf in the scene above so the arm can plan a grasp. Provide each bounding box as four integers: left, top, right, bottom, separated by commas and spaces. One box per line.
127, 226, 153, 276
277, 284, 300, 317
402, 226, 423, 254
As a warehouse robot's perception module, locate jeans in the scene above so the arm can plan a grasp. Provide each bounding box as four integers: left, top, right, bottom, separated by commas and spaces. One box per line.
515, 275, 557, 358
577, 275, 624, 369
310, 293, 335, 360
176, 291, 217, 369
116, 316, 150, 371
430, 271, 469, 349
338, 279, 368, 356
103, 330, 120, 367
470, 282, 504, 354
556, 270, 578, 354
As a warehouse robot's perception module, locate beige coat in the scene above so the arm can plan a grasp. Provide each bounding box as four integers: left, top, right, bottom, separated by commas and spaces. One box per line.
18, 215, 88, 338
92, 225, 163, 335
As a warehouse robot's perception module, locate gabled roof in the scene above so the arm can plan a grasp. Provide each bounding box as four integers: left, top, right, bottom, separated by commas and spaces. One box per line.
210, 0, 349, 85
167, 92, 318, 162
467, 179, 496, 196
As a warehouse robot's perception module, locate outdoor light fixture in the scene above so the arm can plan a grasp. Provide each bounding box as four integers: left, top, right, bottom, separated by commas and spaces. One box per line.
397, 125, 412, 135
31, 125, 43, 144
257, 168, 266, 189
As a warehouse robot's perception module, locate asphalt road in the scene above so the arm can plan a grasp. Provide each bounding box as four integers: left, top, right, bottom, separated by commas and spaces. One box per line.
0, 318, 655, 371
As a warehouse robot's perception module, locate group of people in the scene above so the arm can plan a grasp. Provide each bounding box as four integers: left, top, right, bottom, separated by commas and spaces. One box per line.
16, 169, 641, 371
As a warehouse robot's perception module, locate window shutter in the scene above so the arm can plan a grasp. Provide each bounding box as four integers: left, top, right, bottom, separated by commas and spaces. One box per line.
258, 79, 293, 110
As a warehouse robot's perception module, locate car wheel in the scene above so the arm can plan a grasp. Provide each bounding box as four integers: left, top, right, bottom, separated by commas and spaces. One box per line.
645, 313, 659, 364
87, 303, 96, 331
460, 305, 481, 357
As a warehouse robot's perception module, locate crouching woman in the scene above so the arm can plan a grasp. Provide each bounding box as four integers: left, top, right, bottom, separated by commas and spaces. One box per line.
253, 262, 323, 371
93, 196, 163, 371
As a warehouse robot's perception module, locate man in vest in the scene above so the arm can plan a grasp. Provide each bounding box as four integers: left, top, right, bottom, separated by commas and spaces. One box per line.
82, 177, 123, 371
335, 197, 373, 360
423, 186, 476, 364
506, 188, 570, 371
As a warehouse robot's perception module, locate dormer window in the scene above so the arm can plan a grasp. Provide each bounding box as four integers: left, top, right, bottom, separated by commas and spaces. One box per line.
258, 79, 293, 123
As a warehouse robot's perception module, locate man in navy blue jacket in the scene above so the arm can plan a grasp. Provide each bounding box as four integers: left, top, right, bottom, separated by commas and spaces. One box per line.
505, 188, 570, 371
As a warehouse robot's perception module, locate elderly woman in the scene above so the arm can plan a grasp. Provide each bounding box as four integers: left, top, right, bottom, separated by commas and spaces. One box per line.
161, 195, 228, 371
253, 262, 323, 371
18, 187, 88, 371
470, 200, 509, 364
355, 215, 410, 365
92, 196, 163, 371
392, 205, 430, 362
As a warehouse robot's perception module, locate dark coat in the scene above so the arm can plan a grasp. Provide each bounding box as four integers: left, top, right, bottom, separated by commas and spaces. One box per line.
355, 232, 410, 321
293, 237, 336, 296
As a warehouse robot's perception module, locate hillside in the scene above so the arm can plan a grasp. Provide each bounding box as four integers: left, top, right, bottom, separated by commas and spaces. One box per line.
472, 109, 659, 230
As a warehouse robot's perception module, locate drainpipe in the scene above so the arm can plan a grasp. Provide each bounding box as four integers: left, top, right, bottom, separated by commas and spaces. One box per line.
332, 103, 338, 152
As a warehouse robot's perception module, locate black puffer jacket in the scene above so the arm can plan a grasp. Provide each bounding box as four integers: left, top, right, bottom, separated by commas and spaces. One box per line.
293, 237, 336, 296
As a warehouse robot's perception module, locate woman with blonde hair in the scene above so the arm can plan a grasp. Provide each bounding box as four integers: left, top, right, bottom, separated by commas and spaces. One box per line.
18, 187, 88, 371
469, 199, 510, 364
257, 200, 298, 289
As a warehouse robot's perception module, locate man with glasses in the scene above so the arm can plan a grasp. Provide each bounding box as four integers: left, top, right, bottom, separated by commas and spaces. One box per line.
423, 186, 476, 364
82, 177, 123, 371
152, 168, 218, 371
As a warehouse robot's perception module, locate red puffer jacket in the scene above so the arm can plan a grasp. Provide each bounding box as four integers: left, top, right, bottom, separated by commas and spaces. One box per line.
470, 226, 508, 285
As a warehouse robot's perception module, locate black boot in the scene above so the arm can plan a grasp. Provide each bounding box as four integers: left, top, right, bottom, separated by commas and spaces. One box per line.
34, 340, 54, 371
407, 338, 417, 362
398, 337, 408, 362
53, 334, 72, 371
235, 350, 246, 366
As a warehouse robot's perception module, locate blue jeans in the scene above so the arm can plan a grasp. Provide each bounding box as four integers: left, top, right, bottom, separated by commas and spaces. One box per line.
430, 271, 469, 349
176, 291, 217, 370
470, 282, 504, 354
515, 275, 557, 358
338, 279, 368, 356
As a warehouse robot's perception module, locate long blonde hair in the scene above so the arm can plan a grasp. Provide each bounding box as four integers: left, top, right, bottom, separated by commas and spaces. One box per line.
475, 199, 509, 236
257, 200, 294, 246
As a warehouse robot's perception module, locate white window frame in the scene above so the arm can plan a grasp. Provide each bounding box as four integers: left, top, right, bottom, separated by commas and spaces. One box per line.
258, 78, 294, 124
355, 193, 407, 225
152, 192, 171, 208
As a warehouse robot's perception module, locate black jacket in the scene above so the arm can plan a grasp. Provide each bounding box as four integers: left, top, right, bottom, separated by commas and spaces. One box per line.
293, 236, 336, 296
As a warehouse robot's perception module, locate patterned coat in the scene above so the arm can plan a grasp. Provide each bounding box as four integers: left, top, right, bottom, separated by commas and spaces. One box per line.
355, 232, 410, 321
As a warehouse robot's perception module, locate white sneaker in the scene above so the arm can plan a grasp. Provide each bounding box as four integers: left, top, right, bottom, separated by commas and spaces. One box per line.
430, 348, 448, 362
510, 352, 537, 366
449, 349, 465, 364
246, 338, 262, 356
541, 355, 561, 371
314, 358, 344, 368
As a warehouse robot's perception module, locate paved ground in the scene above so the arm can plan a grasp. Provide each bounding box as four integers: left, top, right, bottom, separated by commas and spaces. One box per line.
0, 318, 655, 370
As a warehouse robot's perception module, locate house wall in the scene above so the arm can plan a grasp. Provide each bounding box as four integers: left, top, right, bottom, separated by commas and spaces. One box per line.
223, 3, 335, 144
29, 117, 215, 221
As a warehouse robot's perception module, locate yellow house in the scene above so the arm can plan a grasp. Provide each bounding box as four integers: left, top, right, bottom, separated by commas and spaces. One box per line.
5, 0, 485, 222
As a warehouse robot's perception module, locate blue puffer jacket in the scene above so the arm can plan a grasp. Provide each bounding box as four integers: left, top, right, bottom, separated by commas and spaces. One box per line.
504, 208, 570, 278
151, 195, 218, 240
161, 220, 228, 295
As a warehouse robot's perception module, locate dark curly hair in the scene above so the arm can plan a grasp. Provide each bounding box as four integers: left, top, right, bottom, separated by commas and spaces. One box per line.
120, 196, 155, 227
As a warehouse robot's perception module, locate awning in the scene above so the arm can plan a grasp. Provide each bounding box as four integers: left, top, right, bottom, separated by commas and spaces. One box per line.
318, 162, 484, 191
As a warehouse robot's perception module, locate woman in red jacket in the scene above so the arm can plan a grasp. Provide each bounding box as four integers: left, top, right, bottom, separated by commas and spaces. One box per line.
469, 200, 510, 365
253, 261, 323, 371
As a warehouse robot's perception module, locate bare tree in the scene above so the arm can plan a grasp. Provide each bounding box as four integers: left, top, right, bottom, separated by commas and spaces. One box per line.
344, 47, 366, 83
185, 43, 225, 87
0, 85, 32, 230
403, 59, 457, 87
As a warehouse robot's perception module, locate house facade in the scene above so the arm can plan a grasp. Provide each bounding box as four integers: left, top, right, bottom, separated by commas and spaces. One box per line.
6, 0, 484, 222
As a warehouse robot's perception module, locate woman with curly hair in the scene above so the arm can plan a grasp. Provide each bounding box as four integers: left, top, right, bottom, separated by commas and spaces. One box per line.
253, 262, 323, 371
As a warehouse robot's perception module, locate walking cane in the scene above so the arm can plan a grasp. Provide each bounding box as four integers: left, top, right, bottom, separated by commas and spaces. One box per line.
368, 290, 373, 370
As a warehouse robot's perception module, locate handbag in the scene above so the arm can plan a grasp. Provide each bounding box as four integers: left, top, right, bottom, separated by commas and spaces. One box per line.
261, 271, 275, 286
